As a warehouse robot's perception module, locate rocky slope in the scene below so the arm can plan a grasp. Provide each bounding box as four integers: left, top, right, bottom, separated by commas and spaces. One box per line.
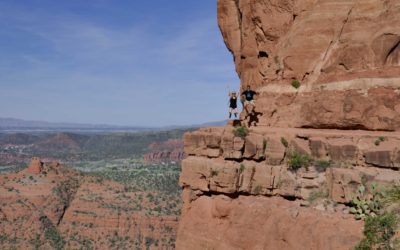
0, 159, 178, 249
176, 0, 400, 249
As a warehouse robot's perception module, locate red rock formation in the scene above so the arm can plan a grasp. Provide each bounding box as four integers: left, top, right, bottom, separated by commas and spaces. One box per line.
177, 1, 400, 248
0, 163, 178, 249
218, 0, 400, 130
25, 157, 43, 174
177, 126, 400, 249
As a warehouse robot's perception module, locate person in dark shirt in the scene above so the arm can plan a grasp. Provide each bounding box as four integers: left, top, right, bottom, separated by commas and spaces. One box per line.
241, 85, 257, 106
228, 91, 238, 119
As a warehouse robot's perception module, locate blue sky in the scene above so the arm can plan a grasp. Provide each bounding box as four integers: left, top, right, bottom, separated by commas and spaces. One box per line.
0, 0, 239, 127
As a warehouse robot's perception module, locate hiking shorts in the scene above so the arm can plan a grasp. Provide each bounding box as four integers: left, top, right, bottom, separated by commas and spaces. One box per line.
244, 100, 255, 106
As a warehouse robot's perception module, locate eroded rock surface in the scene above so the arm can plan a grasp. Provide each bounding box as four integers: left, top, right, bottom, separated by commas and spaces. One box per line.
218, 0, 400, 130
177, 1, 400, 249
177, 195, 363, 250
177, 126, 400, 249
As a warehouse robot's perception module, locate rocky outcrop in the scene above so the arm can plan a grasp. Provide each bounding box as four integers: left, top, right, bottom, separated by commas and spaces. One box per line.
177, 126, 400, 249
177, 1, 400, 248
25, 157, 43, 174
181, 127, 400, 200
218, 0, 400, 130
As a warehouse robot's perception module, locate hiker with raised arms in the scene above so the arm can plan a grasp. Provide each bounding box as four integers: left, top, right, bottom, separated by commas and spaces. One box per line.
228, 91, 239, 119
241, 85, 257, 107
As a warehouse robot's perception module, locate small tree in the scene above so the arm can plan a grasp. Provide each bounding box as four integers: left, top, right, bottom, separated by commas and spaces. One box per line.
233, 125, 249, 138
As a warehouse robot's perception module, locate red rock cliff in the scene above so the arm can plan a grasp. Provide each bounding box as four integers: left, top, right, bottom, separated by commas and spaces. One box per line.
176, 1, 400, 249
218, 0, 400, 130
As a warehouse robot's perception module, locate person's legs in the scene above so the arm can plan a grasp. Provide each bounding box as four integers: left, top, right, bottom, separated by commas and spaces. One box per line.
229, 108, 233, 118
243, 100, 255, 117
233, 108, 238, 118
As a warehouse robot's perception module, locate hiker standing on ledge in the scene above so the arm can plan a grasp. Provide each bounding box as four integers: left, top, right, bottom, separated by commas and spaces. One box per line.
241, 85, 257, 106
228, 91, 239, 119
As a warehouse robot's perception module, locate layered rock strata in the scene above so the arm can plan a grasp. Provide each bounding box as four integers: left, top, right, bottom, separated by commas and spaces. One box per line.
177, 126, 400, 249
181, 127, 400, 201
144, 139, 185, 164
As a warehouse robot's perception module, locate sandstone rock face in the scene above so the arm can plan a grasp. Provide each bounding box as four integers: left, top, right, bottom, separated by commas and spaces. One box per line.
182, 127, 400, 201
177, 196, 363, 250
178, 1, 400, 248
218, 0, 400, 130
177, 127, 400, 249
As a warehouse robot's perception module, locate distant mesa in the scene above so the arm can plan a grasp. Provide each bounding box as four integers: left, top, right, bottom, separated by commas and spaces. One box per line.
143, 139, 185, 164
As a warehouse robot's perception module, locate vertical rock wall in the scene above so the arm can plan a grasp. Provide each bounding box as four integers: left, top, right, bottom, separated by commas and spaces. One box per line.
176, 1, 400, 249
218, 0, 400, 130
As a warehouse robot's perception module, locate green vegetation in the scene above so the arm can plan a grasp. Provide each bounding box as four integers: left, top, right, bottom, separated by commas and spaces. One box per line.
274, 55, 279, 64
40, 216, 65, 250
85, 163, 182, 217
53, 178, 80, 207
0, 235, 8, 244
0, 234, 18, 246
210, 169, 219, 177
287, 152, 311, 171
355, 213, 397, 250
350, 184, 386, 220
353, 184, 400, 249
280, 137, 289, 148
291, 79, 301, 89
233, 125, 249, 138
375, 136, 386, 146
384, 185, 400, 206
253, 185, 263, 195
308, 190, 329, 203
88, 164, 180, 194
261, 139, 268, 157
239, 164, 246, 174
145, 236, 157, 250
314, 160, 331, 172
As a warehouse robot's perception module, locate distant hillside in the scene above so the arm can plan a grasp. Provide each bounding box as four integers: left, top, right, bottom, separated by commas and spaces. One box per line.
0, 129, 192, 165
0, 117, 226, 132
